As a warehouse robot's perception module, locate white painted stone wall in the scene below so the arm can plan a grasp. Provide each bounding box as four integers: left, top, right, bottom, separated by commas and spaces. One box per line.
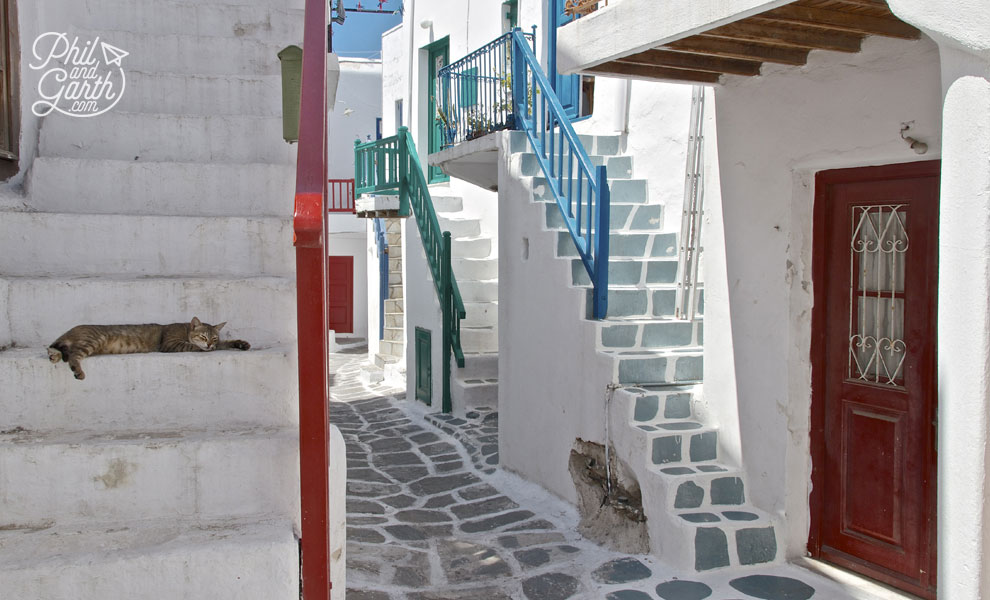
709, 35, 943, 559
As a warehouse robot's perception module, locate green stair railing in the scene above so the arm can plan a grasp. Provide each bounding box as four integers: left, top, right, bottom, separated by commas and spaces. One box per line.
354, 127, 466, 413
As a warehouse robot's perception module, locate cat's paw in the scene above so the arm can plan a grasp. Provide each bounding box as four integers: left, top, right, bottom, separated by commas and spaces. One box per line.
232, 340, 251, 351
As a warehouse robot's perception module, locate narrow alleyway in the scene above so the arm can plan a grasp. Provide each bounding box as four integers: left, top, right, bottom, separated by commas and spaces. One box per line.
331, 349, 901, 600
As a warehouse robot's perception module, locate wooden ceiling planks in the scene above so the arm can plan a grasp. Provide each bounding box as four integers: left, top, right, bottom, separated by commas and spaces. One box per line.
583, 0, 921, 84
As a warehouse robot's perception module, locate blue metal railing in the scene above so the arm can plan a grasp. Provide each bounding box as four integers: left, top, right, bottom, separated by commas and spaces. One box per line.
509, 28, 610, 319
373, 218, 388, 340
436, 29, 536, 150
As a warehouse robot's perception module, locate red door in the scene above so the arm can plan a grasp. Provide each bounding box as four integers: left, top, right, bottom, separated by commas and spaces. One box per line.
327, 255, 354, 334
810, 162, 939, 598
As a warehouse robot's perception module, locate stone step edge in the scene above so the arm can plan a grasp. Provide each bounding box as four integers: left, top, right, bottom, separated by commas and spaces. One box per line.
0, 515, 296, 571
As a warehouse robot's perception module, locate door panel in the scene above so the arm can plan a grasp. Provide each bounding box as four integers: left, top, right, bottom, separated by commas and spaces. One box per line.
415, 327, 432, 405
426, 38, 449, 183
811, 162, 938, 599
327, 255, 354, 334
549, 0, 581, 120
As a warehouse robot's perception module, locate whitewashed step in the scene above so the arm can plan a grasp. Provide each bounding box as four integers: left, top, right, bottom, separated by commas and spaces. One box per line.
431, 196, 464, 213
76, 29, 289, 76
26, 158, 294, 216
457, 280, 498, 303
119, 71, 282, 116
545, 201, 663, 232
438, 217, 481, 239
0, 427, 297, 526
0, 518, 298, 599
572, 258, 679, 288
463, 302, 498, 327
609, 348, 704, 385
2, 275, 295, 348
39, 112, 293, 164
0, 212, 293, 277
66, 2, 303, 41
599, 318, 703, 350
451, 376, 498, 411
451, 237, 492, 259
461, 326, 497, 353
452, 258, 498, 282
0, 345, 296, 433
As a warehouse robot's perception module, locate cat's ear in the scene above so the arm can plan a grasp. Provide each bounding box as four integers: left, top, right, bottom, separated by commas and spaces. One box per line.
191, 316, 202, 327
215, 321, 226, 331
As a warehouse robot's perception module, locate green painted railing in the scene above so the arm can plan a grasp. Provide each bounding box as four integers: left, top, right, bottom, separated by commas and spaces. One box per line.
354, 127, 465, 412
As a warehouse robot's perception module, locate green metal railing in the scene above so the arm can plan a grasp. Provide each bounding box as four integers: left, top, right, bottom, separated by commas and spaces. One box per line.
354, 127, 465, 412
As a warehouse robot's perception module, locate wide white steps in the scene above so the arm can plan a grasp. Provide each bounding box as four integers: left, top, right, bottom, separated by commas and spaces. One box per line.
65, 2, 303, 41
452, 257, 498, 281
39, 112, 293, 164
0, 212, 293, 277
0, 517, 299, 600
0, 346, 297, 432
1, 275, 295, 348
1, 427, 297, 526
120, 71, 282, 116
26, 158, 295, 216
76, 29, 289, 76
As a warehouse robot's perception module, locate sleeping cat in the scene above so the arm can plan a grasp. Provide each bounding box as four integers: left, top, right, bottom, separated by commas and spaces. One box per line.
48, 317, 250, 380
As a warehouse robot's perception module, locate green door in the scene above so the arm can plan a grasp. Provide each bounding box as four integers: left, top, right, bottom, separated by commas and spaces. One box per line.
415, 327, 432, 405
426, 37, 449, 184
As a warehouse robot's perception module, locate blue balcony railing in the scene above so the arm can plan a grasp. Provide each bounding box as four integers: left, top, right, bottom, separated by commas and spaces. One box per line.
436, 29, 536, 150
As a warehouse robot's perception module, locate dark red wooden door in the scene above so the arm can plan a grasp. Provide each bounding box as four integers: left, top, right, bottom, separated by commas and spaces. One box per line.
811, 162, 938, 598
327, 255, 354, 334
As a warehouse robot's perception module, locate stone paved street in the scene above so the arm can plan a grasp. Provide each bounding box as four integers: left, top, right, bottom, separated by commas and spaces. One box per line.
331, 348, 903, 600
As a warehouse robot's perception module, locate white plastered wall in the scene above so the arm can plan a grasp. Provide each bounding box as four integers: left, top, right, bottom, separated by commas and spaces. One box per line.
708, 35, 943, 559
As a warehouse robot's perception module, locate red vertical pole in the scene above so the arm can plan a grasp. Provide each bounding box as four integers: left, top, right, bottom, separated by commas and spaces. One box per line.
293, 0, 330, 597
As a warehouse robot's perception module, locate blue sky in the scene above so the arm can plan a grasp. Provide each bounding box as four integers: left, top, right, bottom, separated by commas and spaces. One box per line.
332, 1, 403, 59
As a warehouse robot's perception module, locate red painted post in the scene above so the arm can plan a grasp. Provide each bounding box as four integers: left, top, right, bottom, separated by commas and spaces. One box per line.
293, 0, 331, 597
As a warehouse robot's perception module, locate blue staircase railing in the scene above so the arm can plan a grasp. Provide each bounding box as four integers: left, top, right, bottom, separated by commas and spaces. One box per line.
373, 218, 388, 341
436, 29, 536, 150
509, 28, 610, 318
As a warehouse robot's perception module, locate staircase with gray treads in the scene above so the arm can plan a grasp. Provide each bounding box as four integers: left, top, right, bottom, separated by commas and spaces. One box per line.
0, 1, 303, 597
508, 130, 777, 571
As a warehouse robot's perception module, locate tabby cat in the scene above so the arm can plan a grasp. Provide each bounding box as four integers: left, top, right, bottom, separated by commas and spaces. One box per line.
48, 317, 250, 380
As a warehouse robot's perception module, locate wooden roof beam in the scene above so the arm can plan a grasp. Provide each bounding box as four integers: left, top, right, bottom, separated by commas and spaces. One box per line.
705, 20, 866, 52
617, 48, 763, 76
666, 35, 811, 66
587, 62, 722, 84
760, 5, 921, 40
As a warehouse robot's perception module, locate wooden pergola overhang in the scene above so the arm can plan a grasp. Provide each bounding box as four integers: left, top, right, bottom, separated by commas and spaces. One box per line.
584, 0, 921, 84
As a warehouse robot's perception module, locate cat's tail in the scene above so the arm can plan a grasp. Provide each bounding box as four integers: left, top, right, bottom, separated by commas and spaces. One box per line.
47, 342, 68, 364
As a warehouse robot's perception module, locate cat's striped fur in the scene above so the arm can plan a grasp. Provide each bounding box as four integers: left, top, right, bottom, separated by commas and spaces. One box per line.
48, 317, 250, 380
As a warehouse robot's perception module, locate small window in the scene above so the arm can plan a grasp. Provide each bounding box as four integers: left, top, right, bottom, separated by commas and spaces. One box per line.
580, 75, 594, 118
395, 99, 403, 129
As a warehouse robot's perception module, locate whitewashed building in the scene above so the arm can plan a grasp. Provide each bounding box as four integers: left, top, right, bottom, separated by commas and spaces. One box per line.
373, 0, 988, 597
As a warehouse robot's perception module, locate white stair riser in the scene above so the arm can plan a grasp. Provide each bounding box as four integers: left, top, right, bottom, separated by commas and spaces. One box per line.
431, 196, 463, 212
438, 217, 480, 238
458, 281, 498, 302
463, 302, 498, 327
119, 71, 281, 116
5, 277, 295, 347
77, 30, 290, 76
461, 327, 498, 353
451, 237, 491, 259
0, 348, 297, 432
451, 380, 498, 410
452, 258, 498, 281
0, 432, 298, 526
39, 113, 294, 164
2, 526, 299, 600
26, 158, 295, 216
68, 3, 303, 41
0, 213, 293, 277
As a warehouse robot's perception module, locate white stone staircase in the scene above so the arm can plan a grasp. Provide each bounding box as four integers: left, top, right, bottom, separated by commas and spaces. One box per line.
506, 130, 777, 571
432, 190, 499, 412
0, 1, 303, 597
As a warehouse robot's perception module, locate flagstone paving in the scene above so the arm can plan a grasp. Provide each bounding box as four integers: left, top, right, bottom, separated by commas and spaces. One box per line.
332, 348, 902, 600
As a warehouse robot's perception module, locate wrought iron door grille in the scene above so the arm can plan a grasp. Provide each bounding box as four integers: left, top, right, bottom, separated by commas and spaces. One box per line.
848, 204, 909, 387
